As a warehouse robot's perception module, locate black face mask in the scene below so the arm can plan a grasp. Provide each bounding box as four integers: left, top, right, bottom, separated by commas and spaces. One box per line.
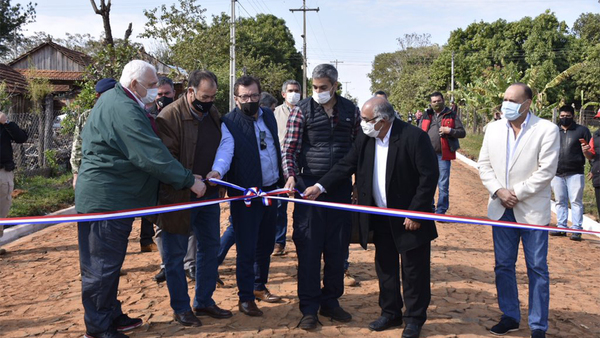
156, 96, 174, 110
559, 117, 573, 126
192, 99, 213, 114
240, 101, 260, 116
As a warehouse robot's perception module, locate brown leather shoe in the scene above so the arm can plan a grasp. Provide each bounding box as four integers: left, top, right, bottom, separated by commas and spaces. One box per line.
272, 243, 286, 256
194, 304, 233, 319
140, 243, 158, 252
173, 310, 202, 327
238, 300, 263, 316
254, 288, 282, 303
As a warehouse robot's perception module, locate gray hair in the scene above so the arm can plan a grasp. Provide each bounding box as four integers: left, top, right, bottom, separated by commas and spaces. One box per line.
373, 100, 396, 121
312, 64, 338, 85
259, 92, 278, 109
119, 60, 156, 88
281, 79, 301, 94
158, 76, 174, 89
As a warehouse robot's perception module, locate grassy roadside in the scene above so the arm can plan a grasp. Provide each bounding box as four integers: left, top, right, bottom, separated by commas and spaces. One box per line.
9, 172, 74, 217
458, 133, 599, 221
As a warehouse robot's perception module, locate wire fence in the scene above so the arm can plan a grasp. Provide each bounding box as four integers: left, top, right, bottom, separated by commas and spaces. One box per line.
9, 112, 73, 174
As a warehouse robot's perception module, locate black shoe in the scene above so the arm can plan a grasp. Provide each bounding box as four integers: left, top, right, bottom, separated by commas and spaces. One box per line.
319, 306, 352, 322
531, 329, 546, 338
153, 268, 166, 284
490, 317, 519, 335
185, 267, 196, 281
194, 304, 233, 319
297, 314, 320, 331
570, 233, 582, 241
84, 329, 129, 338
113, 314, 143, 332
369, 316, 403, 331
549, 230, 566, 236
402, 324, 422, 338
173, 310, 202, 327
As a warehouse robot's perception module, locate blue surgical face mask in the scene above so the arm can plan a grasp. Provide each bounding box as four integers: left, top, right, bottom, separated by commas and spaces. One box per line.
501, 100, 528, 121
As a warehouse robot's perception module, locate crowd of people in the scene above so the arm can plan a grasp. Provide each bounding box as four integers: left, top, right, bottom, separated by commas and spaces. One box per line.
1, 58, 599, 338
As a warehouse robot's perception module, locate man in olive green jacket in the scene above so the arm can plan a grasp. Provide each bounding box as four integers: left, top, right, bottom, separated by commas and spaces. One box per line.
75, 60, 206, 338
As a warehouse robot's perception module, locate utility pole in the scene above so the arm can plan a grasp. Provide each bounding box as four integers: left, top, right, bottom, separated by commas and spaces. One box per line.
450, 51, 455, 102
229, 0, 237, 111
330, 59, 343, 69
290, 0, 319, 99
450, 51, 455, 103
342, 81, 350, 95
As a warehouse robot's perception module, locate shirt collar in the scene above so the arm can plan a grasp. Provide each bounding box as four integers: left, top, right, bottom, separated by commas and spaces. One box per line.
378, 121, 393, 145
123, 87, 145, 109
505, 111, 531, 129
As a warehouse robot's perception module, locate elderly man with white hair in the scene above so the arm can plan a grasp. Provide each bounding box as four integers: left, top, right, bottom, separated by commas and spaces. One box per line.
75, 60, 207, 338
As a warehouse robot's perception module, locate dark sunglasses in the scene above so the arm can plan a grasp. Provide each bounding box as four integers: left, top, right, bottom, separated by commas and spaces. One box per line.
260, 131, 267, 150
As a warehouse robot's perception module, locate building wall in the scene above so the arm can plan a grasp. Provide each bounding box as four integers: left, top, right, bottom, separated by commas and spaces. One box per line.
11, 46, 86, 72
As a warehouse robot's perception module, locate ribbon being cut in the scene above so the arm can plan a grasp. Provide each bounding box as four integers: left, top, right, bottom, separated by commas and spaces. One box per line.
1, 178, 599, 237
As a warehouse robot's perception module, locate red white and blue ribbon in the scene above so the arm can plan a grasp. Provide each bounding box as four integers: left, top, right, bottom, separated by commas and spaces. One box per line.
1, 179, 600, 236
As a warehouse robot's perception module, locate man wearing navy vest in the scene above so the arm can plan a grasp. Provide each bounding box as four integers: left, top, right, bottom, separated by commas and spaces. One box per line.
419, 92, 465, 215
208, 75, 283, 317
282, 64, 360, 330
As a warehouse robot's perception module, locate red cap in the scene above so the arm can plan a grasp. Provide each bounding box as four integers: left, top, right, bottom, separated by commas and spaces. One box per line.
595, 108, 600, 119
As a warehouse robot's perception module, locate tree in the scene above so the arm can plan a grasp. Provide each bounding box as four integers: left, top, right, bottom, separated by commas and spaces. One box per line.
573, 13, 600, 44
369, 33, 440, 114
141, 0, 302, 111
0, 0, 36, 60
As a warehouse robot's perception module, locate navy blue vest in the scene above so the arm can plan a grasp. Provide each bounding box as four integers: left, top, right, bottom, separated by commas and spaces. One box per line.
297, 95, 356, 177
221, 107, 283, 196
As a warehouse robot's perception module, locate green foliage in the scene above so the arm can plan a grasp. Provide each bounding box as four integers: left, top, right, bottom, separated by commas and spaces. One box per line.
573, 13, 600, 44
61, 80, 96, 135
0, 0, 36, 60
368, 33, 440, 113
44, 149, 59, 174
0, 80, 12, 111
141, 0, 302, 111
24, 65, 53, 113
9, 172, 74, 217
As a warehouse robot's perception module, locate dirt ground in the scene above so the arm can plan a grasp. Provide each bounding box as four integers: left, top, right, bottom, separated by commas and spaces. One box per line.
1, 160, 600, 338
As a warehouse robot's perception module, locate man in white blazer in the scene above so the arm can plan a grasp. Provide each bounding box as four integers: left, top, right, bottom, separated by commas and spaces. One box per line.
478, 83, 559, 338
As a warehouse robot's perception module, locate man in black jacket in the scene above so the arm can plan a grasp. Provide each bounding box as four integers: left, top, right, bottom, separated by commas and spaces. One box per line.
550, 105, 591, 241
0, 111, 28, 255
304, 97, 439, 338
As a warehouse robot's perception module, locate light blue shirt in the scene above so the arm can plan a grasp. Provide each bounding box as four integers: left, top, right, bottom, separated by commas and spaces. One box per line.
212, 108, 280, 187
505, 112, 531, 187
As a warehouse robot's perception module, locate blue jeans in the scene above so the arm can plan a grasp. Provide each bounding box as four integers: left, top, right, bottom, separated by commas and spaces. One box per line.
492, 209, 549, 332
435, 154, 451, 214
78, 218, 133, 334
217, 220, 235, 266
162, 194, 220, 313
551, 174, 584, 230
275, 200, 288, 246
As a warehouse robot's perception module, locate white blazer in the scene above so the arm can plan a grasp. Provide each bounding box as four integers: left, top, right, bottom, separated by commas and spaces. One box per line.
478, 113, 559, 225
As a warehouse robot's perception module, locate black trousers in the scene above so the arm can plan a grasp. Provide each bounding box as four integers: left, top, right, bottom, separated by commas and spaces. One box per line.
140, 217, 155, 246
372, 215, 431, 326
292, 175, 352, 315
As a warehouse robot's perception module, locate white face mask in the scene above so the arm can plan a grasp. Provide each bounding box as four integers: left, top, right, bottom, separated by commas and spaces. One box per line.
138, 82, 159, 104
285, 92, 301, 106
360, 118, 383, 138
501, 100, 527, 121
313, 88, 333, 105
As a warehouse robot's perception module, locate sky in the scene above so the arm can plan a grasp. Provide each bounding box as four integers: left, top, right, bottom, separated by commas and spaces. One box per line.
14, 0, 600, 106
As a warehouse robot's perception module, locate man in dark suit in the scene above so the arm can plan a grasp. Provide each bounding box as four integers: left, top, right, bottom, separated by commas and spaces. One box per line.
304, 96, 439, 338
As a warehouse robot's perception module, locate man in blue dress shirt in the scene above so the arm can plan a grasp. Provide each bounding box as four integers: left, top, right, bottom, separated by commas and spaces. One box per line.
207, 75, 283, 317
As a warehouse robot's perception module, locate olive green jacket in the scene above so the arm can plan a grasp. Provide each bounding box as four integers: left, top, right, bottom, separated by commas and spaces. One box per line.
75, 83, 195, 213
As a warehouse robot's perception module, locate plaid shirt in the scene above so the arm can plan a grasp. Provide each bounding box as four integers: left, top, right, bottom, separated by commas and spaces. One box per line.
282, 98, 361, 179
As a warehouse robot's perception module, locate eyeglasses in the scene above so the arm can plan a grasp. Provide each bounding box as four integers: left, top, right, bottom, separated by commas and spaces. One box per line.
259, 131, 267, 150
236, 93, 260, 102
361, 115, 379, 123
